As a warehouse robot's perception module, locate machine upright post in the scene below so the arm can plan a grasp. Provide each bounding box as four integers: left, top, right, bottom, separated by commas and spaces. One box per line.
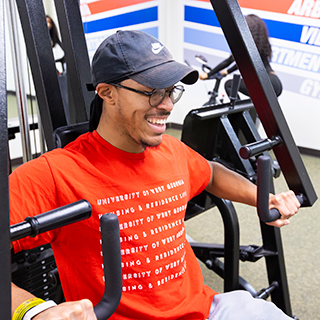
15, 0, 68, 150
6, 0, 32, 162
0, 0, 12, 316
54, 0, 94, 124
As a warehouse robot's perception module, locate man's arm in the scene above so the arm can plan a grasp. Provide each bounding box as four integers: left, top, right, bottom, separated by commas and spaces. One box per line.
205, 161, 300, 228
12, 283, 97, 320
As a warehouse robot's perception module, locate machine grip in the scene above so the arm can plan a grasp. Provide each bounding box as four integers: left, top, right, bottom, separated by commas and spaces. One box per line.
257, 155, 275, 222
94, 213, 122, 320
229, 74, 241, 100
228, 74, 241, 108
10, 200, 92, 241
239, 137, 282, 159
257, 156, 304, 223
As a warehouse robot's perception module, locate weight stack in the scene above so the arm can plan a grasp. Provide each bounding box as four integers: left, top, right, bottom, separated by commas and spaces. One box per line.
11, 244, 64, 303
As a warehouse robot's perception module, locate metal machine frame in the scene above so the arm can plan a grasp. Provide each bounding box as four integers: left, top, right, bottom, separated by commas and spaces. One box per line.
181, 98, 295, 314
0, 0, 317, 318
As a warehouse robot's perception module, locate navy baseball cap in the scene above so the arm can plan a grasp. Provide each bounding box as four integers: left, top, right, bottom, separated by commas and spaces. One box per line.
90, 30, 198, 89
88, 30, 198, 131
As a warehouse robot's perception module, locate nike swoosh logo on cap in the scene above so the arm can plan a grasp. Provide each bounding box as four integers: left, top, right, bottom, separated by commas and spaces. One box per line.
152, 43, 164, 54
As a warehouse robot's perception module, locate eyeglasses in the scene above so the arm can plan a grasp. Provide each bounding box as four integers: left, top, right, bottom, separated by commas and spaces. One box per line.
109, 82, 185, 108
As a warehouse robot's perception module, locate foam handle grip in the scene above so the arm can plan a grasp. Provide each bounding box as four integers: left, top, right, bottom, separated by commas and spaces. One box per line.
229, 74, 241, 100
257, 156, 305, 222
94, 213, 122, 320
10, 200, 92, 241
240, 139, 274, 159
257, 155, 280, 222
262, 208, 281, 223
260, 197, 304, 223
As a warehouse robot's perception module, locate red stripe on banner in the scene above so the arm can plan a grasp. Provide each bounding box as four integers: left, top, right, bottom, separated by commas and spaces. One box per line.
194, 0, 320, 18
195, 0, 293, 14
88, 0, 154, 15
238, 0, 294, 14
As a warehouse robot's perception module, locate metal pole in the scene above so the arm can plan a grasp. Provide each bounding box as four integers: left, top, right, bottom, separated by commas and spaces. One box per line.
54, 0, 94, 123
15, 0, 68, 151
0, 0, 12, 316
6, 0, 32, 162
36, 102, 46, 154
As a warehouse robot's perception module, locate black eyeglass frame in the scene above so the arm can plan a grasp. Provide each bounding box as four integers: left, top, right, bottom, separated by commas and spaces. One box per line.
108, 82, 185, 108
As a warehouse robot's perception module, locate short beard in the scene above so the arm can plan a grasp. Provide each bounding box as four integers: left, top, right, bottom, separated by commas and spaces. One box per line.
140, 139, 161, 151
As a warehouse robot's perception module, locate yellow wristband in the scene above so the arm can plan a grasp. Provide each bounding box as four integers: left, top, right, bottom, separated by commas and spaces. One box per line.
12, 298, 45, 320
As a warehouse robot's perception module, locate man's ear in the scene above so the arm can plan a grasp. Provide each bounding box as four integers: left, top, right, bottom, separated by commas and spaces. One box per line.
96, 83, 117, 104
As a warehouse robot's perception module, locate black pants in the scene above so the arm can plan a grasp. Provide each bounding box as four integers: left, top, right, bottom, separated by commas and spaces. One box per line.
224, 72, 283, 98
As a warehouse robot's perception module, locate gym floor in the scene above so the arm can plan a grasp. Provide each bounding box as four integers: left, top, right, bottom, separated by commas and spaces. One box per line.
166, 127, 320, 320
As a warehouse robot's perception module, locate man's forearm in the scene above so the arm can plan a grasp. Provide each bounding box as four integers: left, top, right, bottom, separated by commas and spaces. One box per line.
11, 282, 37, 315
205, 161, 257, 206
12, 282, 97, 320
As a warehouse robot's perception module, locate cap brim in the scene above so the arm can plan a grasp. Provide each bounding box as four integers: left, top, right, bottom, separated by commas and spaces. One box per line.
130, 60, 199, 89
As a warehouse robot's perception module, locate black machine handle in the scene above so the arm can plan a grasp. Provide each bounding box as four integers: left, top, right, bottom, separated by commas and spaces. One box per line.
94, 213, 122, 320
229, 74, 241, 108
10, 200, 92, 241
11, 202, 122, 319
257, 155, 305, 222
240, 137, 282, 159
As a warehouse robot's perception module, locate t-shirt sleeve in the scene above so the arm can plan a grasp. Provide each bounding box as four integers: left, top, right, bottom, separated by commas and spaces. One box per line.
179, 141, 211, 199
10, 155, 59, 253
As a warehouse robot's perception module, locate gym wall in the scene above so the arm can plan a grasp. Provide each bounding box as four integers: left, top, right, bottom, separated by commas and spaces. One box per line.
79, 0, 320, 152
7, 0, 320, 163
181, 0, 320, 152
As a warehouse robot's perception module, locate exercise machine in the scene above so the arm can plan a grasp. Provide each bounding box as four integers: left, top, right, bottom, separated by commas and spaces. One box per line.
195, 54, 226, 106
181, 0, 317, 317
181, 96, 310, 317
0, 0, 317, 319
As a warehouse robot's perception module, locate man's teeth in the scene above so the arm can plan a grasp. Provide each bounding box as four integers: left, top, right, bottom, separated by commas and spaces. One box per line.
148, 119, 166, 125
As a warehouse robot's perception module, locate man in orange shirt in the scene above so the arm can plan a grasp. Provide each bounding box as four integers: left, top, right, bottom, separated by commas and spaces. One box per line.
11, 30, 300, 320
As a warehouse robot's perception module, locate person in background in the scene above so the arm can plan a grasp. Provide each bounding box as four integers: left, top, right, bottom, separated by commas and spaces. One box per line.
46, 15, 65, 74
200, 14, 282, 98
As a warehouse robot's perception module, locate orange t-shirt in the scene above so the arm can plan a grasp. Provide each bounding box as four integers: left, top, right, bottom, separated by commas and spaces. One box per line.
10, 131, 217, 319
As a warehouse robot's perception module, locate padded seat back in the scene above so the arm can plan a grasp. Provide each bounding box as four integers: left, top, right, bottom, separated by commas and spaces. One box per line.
53, 121, 89, 148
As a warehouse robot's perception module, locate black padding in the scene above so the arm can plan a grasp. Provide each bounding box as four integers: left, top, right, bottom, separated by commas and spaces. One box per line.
94, 214, 122, 320
53, 121, 89, 148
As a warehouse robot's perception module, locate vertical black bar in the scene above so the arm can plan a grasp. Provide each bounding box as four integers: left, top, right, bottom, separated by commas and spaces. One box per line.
209, 0, 317, 206
212, 196, 240, 292
241, 110, 262, 142
15, 0, 67, 150
219, 116, 256, 178
54, 0, 94, 124
0, 0, 12, 316
264, 162, 291, 314
261, 223, 292, 314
